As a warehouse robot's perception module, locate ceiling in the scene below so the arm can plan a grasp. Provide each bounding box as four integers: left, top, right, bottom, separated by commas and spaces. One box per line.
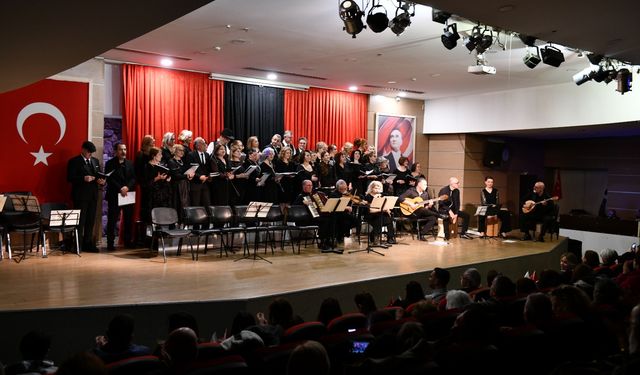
96, 0, 640, 101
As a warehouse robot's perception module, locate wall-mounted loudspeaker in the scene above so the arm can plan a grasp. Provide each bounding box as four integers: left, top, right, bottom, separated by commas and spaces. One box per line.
483, 140, 506, 168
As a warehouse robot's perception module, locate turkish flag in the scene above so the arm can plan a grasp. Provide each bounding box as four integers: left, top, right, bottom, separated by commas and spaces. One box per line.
552, 169, 563, 199
0, 79, 89, 204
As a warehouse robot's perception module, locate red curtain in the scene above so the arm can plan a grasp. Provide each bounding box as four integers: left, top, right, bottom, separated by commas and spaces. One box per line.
122, 64, 223, 156
284, 87, 367, 148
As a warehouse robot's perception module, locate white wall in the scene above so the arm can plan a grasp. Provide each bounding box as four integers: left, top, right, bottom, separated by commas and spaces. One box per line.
423, 81, 640, 134
561, 228, 639, 256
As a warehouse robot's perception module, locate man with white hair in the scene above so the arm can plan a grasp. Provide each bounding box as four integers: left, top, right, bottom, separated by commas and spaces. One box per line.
520, 181, 555, 242
439, 177, 472, 240
282, 130, 296, 158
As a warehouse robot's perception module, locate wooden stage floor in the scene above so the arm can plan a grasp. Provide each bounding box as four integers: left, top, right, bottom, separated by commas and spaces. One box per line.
0, 233, 565, 312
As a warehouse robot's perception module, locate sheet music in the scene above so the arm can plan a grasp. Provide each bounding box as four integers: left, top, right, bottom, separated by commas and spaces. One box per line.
240, 165, 257, 176
257, 173, 270, 186
475, 205, 488, 216
320, 198, 340, 213
0, 195, 6, 213
381, 196, 398, 211
8, 194, 40, 213
384, 174, 396, 184
246, 202, 272, 218
335, 197, 351, 212
275, 171, 298, 177
118, 191, 136, 206
97, 170, 114, 179
49, 209, 81, 227
369, 196, 385, 213
206, 142, 215, 155
184, 165, 199, 175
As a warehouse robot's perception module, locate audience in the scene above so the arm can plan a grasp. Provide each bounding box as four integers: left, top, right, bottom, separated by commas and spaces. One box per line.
92, 314, 151, 364
286, 340, 330, 375
425, 267, 450, 304
4, 331, 57, 375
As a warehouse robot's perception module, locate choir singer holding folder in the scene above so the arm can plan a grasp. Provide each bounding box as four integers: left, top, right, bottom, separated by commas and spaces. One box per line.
105, 143, 136, 250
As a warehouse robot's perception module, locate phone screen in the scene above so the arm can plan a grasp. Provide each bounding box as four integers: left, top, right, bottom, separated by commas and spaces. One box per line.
351, 341, 369, 354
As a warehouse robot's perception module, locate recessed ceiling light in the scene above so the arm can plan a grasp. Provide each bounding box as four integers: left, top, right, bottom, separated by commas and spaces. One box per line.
498, 4, 515, 12
348, 85, 358, 91
431, 73, 441, 78
398, 92, 407, 97
160, 58, 173, 67
387, 80, 397, 84
266, 73, 278, 80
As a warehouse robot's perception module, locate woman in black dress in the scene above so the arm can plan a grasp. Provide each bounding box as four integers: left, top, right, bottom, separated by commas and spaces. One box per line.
228, 145, 245, 205
296, 150, 319, 192
210, 143, 236, 206
318, 151, 336, 188
478, 176, 512, 238
258, 147, 280, 203
392, 156, 412, 197
363, 181, 396, 245
167, 144, 193, 221
334, 152, 351, 188
142, 147, 172, 223
274, 147, 297, 204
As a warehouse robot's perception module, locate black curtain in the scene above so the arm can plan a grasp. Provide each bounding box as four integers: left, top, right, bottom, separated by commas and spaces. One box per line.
224, 81, 284, 148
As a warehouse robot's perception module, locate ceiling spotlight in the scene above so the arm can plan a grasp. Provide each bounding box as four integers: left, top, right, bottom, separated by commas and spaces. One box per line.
616, 68, 632, 94
572, 66, 597, 86
519, 34, 536, 47
441, 23, 460, 50
475, 29, 494, 54
591, 66, 610, 83
540, 45, 565, 67
398, 91, 407, 97
339, 0, 365, 38
266, 73, 277, 80
366, 3, 388, 33
348, 85, 358, 91
464, 26, 482, 51
523, 46, 541, 69
160, 58, 173, 67
432, 8, 451, 24
389, 2, 413, 36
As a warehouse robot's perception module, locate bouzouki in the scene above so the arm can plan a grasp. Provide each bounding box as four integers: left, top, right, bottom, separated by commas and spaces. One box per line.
400, 195, 449, 215
522, 196, 559, 214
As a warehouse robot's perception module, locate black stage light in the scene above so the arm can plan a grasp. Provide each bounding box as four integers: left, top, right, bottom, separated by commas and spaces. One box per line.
523, 47, 541, 69
591, 66, 609, 83
339, 0, 365, 38
464, 26, 482, 51
604, 69, 618, 84
432, 8, 451, 24
572, 66, 596, 86
541, 45, 565, 67
366, 3, 388, 33
389, 8, 411, 36
616, 68, 632, 94
475, 29, 493, 54
441, 23, 460, 50
519, 34, 536, 47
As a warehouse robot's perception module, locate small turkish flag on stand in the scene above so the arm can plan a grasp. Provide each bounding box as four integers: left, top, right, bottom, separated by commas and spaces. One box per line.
0, 79, 89, 204
552, 169, 563, 200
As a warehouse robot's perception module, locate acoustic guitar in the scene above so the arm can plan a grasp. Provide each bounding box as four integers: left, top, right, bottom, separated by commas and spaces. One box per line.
400, 195, 449, 215
522, 196, 559, 214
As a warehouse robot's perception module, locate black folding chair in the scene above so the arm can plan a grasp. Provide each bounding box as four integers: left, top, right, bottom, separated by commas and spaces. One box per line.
150, 207, 192, 262
182, 206, 219, 260
286, 205, 319, 253
208, 206, 245, 256
7, 211, 41, 263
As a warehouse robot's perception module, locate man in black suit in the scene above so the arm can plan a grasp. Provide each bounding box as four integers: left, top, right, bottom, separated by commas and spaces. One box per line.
186, 137, 211, 207
105, 143, 136, 250
439, 177, 472, 240
67, 141, 105, 252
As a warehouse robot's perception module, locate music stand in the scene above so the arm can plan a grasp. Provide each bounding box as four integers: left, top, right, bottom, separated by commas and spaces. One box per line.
475, 205, 498, 240
350, 196, 397, 256
235, 202, 273, 263
8, 194, 40, 213
43, 209, 81, 257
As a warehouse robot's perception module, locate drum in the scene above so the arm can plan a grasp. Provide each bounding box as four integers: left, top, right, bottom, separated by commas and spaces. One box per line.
486, 215, 500, 237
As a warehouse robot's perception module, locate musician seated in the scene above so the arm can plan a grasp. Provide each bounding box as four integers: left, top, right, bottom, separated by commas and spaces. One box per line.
398, 177, 438, 241
477, 176, 511, 238
363, 181, 396, 245
293, 179, 332, 252
328, 179, 359, 243
520, 181, 556, 242
439, 177, 472, 240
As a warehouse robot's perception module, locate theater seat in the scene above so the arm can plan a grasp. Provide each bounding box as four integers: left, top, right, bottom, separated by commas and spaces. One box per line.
327, 312, 367, 334
282, 321, 327, 343
106, 355, 163, 375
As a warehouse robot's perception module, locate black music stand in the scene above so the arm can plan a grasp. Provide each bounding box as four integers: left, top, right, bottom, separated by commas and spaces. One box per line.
43, 209, 81, 257
349, 196, 397, 256
475, 205, 498, 241
320, 197, 350, 254
235, 201, 273, 263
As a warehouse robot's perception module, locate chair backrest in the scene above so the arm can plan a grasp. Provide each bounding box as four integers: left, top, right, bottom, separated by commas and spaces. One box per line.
286, 205, 312, 223
183, 206, 209, 226
106, 355, 163, 375
327, 313, 367, 334
282, 321, 327, 343
41, 202, 68, 220
265, 205, 283, 222
151, 207, 179, 227
208, 206, 234, 225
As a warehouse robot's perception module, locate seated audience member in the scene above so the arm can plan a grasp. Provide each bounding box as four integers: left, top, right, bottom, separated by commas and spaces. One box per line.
93, 314, 151, 364
56, 352, 107, 375
524, 293, 553, 329
537, 269, 563, 291
571, 263, 596, 298
230, 311, 257, 337
515, 277, 538, 297
582, 249, 601, 269
613, 304, 640, 374
167, 312, 200, 341
286, 340, 330, 375
616, 251, 640, 305
253, 298, 303, 345
481, 275, 518, 326
549, 285, 592, 319
560, 252, 579, 284
472, 269, 499, 302
445, 290, 473, 311
460, 268, 482, 294
392, 280, 426, 309
317, 297, 343, 327
5, 331, 57, 375
161, 327, 198, 374
593, 278, 622, 307
425, 268, 450, 305
354, 292, 378, 319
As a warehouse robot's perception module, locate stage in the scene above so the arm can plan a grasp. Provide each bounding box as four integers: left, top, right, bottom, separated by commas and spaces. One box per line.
0, 232, 567, 363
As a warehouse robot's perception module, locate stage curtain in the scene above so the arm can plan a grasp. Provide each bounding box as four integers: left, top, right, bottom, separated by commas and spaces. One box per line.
284, 87, 368, 149
223, 81, 284, 148
122, 64, 223, 154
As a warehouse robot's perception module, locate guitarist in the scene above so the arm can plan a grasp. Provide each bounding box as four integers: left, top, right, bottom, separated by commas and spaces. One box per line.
439, 177, 473, 240
398, 177, 439, 241
520, 181, 555, 242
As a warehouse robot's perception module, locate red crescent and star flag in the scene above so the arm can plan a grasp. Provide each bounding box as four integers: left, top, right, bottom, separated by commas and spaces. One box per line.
0, 79, 89, 204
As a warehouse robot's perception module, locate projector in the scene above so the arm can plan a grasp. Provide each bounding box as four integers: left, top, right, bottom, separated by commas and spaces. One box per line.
468, 64, 496, 75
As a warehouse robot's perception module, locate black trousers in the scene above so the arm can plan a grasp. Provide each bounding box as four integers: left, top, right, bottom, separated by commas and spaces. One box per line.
411, 207, 438, 234
443, 210, 470, 239
73, 196, 97, 249
366, 213, 395, 241
107, 198, 134, 247
478, 210, 512, 233
520, 213, 553, 236
334, 212, 359, 238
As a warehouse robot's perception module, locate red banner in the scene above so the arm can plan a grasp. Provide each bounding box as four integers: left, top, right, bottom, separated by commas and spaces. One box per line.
0, 79, 89, 204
